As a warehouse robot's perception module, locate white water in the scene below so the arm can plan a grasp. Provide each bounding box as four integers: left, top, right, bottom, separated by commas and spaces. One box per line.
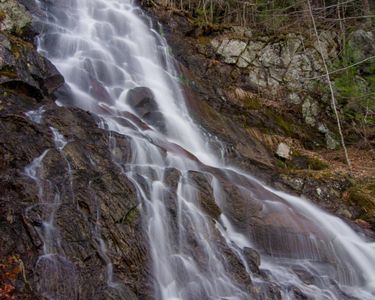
34, 0, 375, 299
25, 106, 45, 124
24, 129, 78, 299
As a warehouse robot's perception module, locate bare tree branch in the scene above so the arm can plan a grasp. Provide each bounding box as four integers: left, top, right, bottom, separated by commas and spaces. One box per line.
305, 55, 375, 80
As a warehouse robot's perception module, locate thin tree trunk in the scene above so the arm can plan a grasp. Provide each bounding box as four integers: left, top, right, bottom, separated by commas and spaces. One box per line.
306, 0, 352, 173
302, 1, 311, 24
362, 0, 372, 28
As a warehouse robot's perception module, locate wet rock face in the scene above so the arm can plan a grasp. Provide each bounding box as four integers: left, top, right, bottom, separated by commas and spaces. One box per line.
2, 2, 373, 299
138, 5, 371, 229
126, 86, 166, 132
1, 104, 150, 299
1, 106, 150, 299
0, 19, 149, 300
275, 173, 352, 219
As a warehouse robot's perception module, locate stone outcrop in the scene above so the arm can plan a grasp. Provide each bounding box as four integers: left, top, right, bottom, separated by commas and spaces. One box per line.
210, 31, 341, 149
209, 28, 375, 151
211, 32, 336, 94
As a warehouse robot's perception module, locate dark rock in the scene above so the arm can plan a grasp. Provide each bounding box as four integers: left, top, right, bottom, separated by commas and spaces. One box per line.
143, 111, 166, 132
1, 103, 150, 299
288, 287, 310, 300
126, 86, 158, 116
187, 170, 221, 220
243, 247, 261, 274
253, 281, 282, 300
18, 0, 41, 15
291, 265, 315, 285
2, 2, 374, 299
126, 86, 166, 131
0, 33, 64, 99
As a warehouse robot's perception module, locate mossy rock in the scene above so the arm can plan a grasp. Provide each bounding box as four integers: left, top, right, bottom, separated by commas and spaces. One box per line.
117, 205, 140, 227
0, 0, 32, 36
347, 180, 375, 226
276, 152, 328, 171
305, 156, 329, 171
266, 110, 296, 137
243, 96, 261, 110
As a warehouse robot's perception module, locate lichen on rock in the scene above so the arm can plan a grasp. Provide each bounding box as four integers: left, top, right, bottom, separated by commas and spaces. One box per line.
0, 0, 32, 35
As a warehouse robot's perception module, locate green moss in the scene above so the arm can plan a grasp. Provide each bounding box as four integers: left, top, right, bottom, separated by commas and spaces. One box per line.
243, 96, 261, 110
275, 158, 287, 169
273, 113, 295, 136
254, 109, 304, 138
177, 74, 193, 86
307, 157, 329, 170
332, 42, 375, 129
197, 35, 210, 45
277, 151, 329, 171
7, 34, 33, 60
117, 205, 140, 226
347, 180, 375, 225
0, 65, 17, 78
0, 10, 6, 22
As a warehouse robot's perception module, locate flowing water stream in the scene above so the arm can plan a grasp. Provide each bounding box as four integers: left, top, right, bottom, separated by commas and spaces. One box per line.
32, 0, 375, 299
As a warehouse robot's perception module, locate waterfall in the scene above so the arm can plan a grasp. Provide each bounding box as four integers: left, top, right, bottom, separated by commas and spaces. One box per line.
33, 0, 375, 299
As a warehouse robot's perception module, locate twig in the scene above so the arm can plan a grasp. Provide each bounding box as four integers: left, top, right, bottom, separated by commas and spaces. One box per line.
305, 55, 375, 80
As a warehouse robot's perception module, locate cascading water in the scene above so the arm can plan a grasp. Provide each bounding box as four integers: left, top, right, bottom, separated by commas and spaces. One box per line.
24, 128, 78, 299
33, 0, 375, 299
